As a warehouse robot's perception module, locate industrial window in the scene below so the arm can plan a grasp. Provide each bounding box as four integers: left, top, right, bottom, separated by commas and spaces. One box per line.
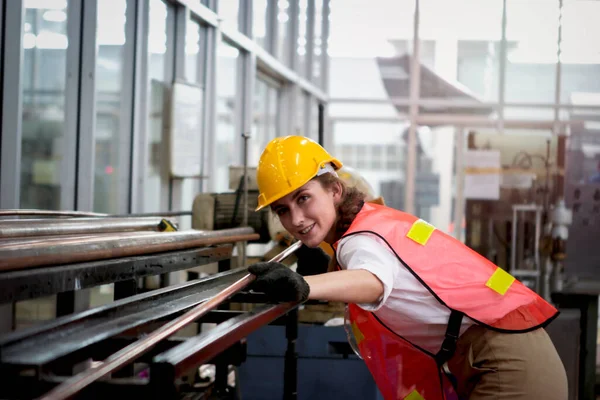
20, 0, 71, 210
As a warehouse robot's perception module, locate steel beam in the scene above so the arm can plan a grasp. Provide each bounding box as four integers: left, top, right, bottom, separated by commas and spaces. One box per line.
0, 0, 24, 209
75, 0, 99, 212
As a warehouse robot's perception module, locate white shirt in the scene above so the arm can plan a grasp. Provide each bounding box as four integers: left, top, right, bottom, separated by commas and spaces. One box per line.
336, 233, 474, 354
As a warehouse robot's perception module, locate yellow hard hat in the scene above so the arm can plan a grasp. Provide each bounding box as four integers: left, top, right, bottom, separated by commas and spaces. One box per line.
256, 136, 342, 211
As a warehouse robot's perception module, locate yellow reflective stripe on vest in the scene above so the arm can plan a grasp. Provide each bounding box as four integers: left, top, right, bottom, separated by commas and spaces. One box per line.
404, 389, 425, 400
406, 219, 436, 246
486, 267, 515, 295
351, 321, 365, 345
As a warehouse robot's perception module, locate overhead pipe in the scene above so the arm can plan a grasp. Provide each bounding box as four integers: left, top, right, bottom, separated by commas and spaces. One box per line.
0, 217, 174, 239
0, 227, 259, 271
37, 240, 303, 400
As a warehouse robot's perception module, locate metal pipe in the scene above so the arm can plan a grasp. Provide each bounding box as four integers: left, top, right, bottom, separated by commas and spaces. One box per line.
0, 227, 259, 271
534, 207, 542, 294
329, 97, 600, 110
0, 233, 157, 247
404, 0, 421, 216
37, 240, 303, 400
241, 132, 251, 267
0, 210, 192, 219
511, 207, 517, 273
0, 217, 173, 239
415, 114, 579, 129
553, 0, 563, 135
109, 211, 191, 218
453, 127, 465, 241
498, 0, 508, 135
0, 209, 108, 218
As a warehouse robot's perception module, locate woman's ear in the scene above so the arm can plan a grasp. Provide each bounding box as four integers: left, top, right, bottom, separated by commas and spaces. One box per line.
332, 180, 343, 203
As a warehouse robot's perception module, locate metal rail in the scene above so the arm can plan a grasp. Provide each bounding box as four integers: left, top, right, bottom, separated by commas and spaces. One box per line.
0, 227, 258, 271
0, 217, 172, 239
152, 303, 297, 380
0, 268, 249, 366
37, 241, 302, 400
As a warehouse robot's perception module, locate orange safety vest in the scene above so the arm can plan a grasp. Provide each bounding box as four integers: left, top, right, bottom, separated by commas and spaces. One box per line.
333, 203, 558, 400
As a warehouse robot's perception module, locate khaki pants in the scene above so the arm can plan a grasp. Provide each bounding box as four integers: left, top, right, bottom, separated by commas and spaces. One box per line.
446, 325, 568, 400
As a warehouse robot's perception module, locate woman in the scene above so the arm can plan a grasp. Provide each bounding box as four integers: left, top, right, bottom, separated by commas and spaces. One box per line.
249, 135, 568, 400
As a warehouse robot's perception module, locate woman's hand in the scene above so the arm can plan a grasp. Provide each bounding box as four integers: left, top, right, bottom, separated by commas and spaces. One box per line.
248, 262, 310, 302
249, 262, 384, 306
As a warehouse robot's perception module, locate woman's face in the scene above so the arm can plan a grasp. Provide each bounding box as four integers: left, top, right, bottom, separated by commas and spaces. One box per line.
271, 179, 341, 247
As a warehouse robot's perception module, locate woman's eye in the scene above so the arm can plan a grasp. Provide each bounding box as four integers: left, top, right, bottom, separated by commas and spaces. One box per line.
276, 208, 288, 216
298, 195, 309, 204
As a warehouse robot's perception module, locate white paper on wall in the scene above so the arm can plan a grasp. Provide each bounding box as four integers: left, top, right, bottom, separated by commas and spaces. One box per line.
464, 150, 501, 200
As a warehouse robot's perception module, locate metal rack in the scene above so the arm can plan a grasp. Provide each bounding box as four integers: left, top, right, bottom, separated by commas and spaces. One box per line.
0, 218, 301, 399
510, 204, 543, 291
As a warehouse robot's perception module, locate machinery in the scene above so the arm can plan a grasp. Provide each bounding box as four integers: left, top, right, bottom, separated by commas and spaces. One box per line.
0, 213, 307, 400
192, 167, 272, 244
463, 131, 564, 295
462, 127, 600, 400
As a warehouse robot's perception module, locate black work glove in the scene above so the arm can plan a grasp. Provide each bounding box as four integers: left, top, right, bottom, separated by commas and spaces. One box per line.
295, 244, 331, 276
248, 262, 310, 303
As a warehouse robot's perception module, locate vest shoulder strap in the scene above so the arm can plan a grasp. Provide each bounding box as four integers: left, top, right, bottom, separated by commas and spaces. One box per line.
435, 310, 464, 367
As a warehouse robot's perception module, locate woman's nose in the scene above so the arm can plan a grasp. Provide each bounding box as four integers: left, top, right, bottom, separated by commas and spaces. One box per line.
291, 210, 304, 227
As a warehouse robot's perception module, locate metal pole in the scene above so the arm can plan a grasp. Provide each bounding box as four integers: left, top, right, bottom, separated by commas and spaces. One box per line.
241, 132, 251, 267
321, 0, 331, 93
554, 0, 563, 136
404, 0, 421, 215
284, 308, 299, 400
36, 241, 303, 400
498, 0, 508, 135
0, 209, 108, 218
415, 114, 574, 129
511, 207, 517, 273
0, 217, 173, 238
453, 127, 465, 241
330, 97, 600, 111
534, 207, 542, 295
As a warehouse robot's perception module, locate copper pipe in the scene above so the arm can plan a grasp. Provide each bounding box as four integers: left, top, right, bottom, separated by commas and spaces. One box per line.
0, 209, 108, 218
37, 240, 302, 400
0, 217, 173, 239
0, 228, 259, 271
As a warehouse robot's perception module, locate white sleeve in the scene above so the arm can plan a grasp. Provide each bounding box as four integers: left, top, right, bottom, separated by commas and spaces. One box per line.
336, 233, 399, 311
